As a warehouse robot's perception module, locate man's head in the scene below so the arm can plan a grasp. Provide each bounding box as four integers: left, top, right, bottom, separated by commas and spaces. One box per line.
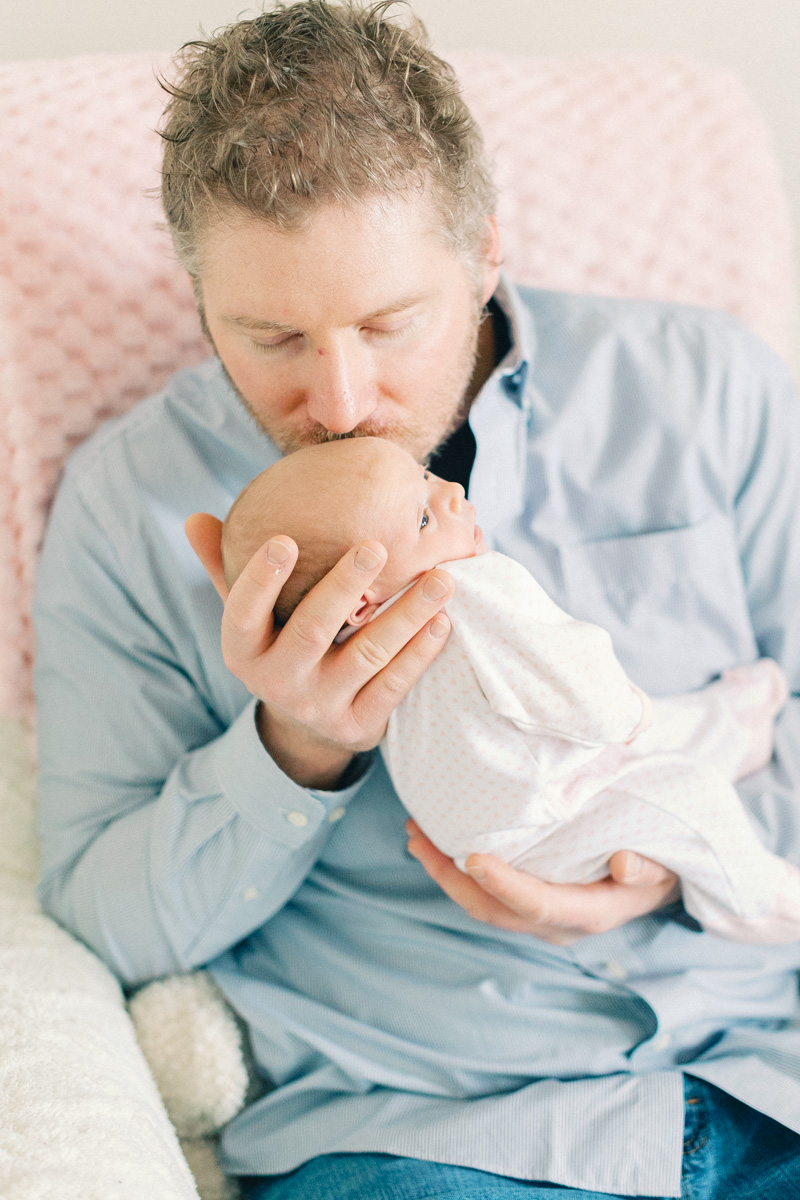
161, 0, 496, 280
160, 1, 501, 461
221, 437, 484, 627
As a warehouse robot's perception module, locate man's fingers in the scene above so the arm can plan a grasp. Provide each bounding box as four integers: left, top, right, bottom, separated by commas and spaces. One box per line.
608, 850, 676, 889
222, 535, 298, 662
341, 568, 454, 685
406, 823, 535, 933
185, 513, 229, 602
277, 541, 388, 660
464, 854, 559, 923
406, 821, 544, 926
466, 852, 680, 932
349, 607, 451, 737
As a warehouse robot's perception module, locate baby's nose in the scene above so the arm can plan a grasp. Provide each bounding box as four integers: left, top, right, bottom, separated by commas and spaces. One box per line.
448, 482, 465, 512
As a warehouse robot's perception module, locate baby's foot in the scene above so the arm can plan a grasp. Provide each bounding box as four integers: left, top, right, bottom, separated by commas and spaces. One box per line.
719, 659, 789, 776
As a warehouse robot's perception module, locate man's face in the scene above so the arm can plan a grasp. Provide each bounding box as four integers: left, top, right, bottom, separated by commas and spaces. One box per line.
197, 190, 500, 462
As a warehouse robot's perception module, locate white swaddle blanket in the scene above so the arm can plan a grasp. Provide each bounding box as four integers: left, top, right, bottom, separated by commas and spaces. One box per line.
382, 551, 800, 942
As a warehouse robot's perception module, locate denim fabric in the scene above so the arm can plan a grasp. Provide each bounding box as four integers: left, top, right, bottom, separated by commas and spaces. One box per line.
241, 1077, 800, 1200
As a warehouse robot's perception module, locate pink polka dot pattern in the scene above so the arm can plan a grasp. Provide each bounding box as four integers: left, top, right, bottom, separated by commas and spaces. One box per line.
384, 554, 800, 942
0, 52, 795, 717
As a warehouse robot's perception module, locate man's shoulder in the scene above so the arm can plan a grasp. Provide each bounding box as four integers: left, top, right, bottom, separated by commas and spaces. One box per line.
50, 357, 279, 554
64, 357, 231, 480
59, 357, 277, 518
513, 282, 786, 378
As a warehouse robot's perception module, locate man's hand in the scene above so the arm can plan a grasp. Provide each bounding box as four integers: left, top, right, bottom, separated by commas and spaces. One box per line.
185, 513, 453, 789
405, 820, 680, 944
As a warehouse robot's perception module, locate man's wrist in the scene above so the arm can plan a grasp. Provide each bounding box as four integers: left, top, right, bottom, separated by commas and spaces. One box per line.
255, 701, 356, 790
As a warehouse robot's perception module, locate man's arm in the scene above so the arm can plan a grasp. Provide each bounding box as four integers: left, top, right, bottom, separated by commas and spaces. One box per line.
726, 326, 800, 867
33, 486, 366, 987
34, 474, 456, 988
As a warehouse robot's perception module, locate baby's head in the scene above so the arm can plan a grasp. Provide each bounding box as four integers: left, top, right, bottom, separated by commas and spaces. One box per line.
221, 438, 484, 629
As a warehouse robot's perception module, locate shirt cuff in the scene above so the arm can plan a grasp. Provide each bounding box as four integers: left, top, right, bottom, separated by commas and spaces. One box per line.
212, 698, 375, 846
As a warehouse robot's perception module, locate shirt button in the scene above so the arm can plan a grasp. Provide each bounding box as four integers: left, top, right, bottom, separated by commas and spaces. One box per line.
286, 811, 309, 827
604, 961, 628, 980
653, 1033, 672, 1051
243, 886, 259, 901
327, 806, 346, 823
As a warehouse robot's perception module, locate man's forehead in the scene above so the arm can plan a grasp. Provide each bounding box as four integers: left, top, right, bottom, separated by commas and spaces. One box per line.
198, 189, 462, 301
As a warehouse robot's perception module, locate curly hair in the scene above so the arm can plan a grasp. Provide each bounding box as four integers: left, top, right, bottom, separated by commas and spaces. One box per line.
159, 0, 496, 275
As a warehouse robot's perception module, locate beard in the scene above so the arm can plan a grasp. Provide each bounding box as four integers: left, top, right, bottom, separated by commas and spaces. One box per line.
203, 295, 486, 465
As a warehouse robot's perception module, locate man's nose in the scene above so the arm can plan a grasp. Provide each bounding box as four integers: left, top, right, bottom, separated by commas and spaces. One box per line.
304, 343, 377, 434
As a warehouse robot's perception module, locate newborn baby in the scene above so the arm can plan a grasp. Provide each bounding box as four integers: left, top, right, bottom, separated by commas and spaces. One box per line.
221, 437, 800, 942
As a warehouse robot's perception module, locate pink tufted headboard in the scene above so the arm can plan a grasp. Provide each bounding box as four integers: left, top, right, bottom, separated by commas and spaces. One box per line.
0, 51, 795, 717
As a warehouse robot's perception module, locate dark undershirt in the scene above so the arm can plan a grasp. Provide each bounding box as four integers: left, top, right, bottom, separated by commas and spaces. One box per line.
426, 296, 511, 496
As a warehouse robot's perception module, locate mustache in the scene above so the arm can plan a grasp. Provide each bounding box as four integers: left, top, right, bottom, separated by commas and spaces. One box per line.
286, 420, 426, 448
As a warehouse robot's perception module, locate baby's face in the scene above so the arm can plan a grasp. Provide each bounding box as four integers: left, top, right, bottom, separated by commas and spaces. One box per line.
224, 438, 487, 614
359, 440, 486, 596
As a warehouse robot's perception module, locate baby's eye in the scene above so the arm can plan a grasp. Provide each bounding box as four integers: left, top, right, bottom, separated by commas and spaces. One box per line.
420, 511, 429, 530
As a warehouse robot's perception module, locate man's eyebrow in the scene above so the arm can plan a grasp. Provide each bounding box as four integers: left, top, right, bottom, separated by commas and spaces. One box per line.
223, 315, 298, 334
223, 295, 428, 334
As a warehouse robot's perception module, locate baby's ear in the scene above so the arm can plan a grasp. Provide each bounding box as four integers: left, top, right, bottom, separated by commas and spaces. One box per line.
348, 595, 381, 627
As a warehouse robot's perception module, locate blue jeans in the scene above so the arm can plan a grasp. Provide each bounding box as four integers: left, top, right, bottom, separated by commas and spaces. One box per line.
240, 1077, 800, 1199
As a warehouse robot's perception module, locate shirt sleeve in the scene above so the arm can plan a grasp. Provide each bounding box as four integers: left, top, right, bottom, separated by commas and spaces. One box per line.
725, 326, 800, 871
34, 476, 374, 988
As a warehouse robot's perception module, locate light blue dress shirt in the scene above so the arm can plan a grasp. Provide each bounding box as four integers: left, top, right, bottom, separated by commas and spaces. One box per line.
34, 280, 800, 1196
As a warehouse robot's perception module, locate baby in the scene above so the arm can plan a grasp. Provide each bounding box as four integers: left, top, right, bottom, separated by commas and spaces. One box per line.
221, 437, 800, 943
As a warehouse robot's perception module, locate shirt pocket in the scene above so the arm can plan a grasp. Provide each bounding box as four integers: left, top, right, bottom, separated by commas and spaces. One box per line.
558, 511, 758, 694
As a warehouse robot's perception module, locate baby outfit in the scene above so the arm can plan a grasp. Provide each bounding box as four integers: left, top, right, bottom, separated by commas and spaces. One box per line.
382, 551, 800, 942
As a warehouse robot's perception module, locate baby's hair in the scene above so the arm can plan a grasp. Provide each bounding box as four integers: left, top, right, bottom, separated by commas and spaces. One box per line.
221, 437, 414, 627
221, 469, 354, 626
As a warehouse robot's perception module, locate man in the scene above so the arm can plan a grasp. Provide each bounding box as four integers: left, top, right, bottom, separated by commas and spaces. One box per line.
34, 3, 800, 1197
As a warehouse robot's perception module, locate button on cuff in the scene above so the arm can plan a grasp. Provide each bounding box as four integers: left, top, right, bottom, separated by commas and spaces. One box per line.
286, 810, 309, 828
604, 960, 628, 980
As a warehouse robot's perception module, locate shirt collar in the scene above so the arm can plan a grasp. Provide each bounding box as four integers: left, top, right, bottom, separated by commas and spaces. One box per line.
489, 273, 536, 409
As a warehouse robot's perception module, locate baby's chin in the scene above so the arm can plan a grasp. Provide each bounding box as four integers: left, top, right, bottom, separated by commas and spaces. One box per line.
433, 530, 490, 568
379, 536, 489, 598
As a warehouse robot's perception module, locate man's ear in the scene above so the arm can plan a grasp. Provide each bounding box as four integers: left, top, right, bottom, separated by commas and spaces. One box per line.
348, 593, 381, 627
479, 215, 502, 304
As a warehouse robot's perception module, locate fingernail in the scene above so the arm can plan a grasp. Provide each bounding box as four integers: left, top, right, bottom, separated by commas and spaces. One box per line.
355, 546, 382, 571
430, 615, 450, 638
466, 864, 487, 884
423, 576, 448, 601
619, 852, 641, 882
266, 540, 290, 566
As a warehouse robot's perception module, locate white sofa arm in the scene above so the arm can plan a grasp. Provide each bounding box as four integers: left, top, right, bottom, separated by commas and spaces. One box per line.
0, 716, 200, 1200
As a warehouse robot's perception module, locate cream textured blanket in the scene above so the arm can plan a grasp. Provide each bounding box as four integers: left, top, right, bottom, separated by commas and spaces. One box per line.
0, 716, 236, 1200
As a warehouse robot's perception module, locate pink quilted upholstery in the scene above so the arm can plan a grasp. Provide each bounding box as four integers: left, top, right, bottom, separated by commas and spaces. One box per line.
0, 51, 795, 717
